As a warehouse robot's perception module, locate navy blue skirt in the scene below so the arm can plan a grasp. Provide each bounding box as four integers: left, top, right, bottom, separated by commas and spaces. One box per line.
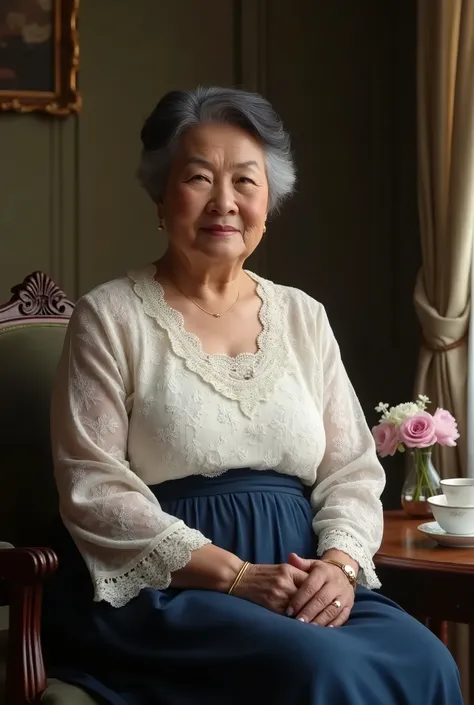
42, 470, 462, 705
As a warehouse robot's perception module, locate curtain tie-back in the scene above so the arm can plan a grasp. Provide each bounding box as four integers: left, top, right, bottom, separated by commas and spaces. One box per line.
422, 334, 467, 353
414, 272, 470, 352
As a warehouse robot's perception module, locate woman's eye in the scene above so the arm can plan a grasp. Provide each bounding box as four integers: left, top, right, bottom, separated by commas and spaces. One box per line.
237, 177, 255, 185
189, 174, 210, 183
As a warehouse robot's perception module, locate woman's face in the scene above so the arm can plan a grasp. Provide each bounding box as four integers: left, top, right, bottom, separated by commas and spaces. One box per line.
160, 123, 269, 267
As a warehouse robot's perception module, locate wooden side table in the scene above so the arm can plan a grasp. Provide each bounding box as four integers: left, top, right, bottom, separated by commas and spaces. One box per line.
375, 511, 474, 645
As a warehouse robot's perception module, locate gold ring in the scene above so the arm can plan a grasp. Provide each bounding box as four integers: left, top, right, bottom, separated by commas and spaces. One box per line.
332, 600, 341, 609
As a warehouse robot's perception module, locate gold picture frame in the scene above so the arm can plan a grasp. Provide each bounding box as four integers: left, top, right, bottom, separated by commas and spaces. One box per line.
0, 0, 80, 116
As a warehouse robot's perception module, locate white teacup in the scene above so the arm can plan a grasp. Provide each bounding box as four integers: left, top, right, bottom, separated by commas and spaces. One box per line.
427, 495, 474, 535
440, 478, 474, 507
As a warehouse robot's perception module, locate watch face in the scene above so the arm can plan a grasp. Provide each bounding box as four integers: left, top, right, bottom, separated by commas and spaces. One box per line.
344, 566, 356, 579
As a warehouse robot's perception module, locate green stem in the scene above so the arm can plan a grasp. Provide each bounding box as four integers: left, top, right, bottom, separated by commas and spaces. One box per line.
412, 448, 436, 501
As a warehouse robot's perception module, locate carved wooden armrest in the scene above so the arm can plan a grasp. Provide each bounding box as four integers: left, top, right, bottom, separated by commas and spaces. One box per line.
0, 547, 58, 705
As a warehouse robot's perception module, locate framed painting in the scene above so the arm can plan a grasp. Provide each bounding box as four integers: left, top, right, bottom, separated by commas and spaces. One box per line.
0, 0, 80, 115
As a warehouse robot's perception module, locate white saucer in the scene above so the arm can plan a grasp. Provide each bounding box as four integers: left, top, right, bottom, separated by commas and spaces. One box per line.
417, 521, 474, 547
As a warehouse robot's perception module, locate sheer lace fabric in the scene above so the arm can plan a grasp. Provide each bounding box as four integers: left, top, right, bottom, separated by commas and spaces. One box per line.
51, 267, 385, 607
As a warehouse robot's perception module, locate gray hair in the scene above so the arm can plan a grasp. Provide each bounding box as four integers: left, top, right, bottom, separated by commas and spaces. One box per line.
137, 86, 296, 213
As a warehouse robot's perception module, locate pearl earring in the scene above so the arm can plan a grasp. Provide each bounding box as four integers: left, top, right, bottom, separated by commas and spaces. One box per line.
158, 217, 164, 231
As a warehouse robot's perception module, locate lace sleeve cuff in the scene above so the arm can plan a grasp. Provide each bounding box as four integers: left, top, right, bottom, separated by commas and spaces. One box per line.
93, 522, 211, 608
316, 528, 381, 590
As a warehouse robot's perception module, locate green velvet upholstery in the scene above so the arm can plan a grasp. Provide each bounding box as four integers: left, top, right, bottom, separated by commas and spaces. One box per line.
0, 323, 66, 547
40, 680, 99, 704
0, 319, 100, 705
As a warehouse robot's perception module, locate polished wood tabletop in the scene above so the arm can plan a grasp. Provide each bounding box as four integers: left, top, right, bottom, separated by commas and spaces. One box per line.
375, 511, 474, 638
376, 510, 474, 574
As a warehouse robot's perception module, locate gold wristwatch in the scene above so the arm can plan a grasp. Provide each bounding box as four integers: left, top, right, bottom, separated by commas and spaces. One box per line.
322, 559, 357, 588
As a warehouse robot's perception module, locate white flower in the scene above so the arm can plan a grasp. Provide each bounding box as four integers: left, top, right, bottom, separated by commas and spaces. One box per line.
376, 401, 418, 426
417, 394, 430, 409
375, 395, 432, 427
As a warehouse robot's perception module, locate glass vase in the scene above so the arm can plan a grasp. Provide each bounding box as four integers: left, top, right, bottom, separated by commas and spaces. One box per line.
401, 449, 441, 518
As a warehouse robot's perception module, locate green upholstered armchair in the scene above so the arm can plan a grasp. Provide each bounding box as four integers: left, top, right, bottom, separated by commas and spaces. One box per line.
0, 273, 98, 705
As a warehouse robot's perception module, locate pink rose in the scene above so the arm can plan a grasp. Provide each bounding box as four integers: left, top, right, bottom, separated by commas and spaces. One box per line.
372, 422, 399, 457
433, 408, 459, 447
399, 411, 436, 448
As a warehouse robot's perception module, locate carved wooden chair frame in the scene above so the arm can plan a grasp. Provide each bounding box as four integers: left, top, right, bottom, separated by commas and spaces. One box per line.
0, 272, 74, 705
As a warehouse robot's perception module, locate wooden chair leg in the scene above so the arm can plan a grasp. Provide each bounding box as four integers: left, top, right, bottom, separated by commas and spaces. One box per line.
0, 547, 58, 705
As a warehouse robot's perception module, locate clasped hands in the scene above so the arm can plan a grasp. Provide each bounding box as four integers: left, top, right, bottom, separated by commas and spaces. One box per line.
233, 553, 355, 627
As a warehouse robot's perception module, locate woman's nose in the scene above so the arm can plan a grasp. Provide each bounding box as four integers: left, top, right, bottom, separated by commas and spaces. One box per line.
208, 182, 237, 214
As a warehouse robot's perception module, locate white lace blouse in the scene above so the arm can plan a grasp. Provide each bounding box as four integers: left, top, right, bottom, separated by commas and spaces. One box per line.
51, 265, 386, 608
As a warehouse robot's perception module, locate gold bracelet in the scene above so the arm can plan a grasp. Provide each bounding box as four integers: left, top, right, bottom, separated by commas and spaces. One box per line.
228, 561, 250, 595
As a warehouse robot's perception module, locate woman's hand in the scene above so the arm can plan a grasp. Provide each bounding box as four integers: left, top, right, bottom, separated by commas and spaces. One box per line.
286, 554, 355, 627
232, 563, 308, 614
170, 546, 306, 615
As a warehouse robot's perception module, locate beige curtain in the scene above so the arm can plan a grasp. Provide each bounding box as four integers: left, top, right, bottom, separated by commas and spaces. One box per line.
415, 0, 474, 479
416, 3, 474, 702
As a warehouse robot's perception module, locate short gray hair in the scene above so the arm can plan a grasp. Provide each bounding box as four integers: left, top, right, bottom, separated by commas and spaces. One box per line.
137, 86, 296, 213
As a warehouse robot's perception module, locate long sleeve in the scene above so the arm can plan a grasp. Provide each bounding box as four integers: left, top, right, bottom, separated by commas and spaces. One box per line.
311, 307, 386, 589
51, 296, 210, 608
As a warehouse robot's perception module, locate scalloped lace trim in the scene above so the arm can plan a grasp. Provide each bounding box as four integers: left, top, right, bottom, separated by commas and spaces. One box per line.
317, 528, 381, 590
93, 524, 211, 608
128, 265, 288, 418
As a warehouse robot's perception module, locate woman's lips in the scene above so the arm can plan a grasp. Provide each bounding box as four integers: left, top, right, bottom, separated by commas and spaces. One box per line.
201, 227, 239, 236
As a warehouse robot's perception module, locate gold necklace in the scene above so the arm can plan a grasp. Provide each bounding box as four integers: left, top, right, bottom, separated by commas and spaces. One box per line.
174, 284, 240, 318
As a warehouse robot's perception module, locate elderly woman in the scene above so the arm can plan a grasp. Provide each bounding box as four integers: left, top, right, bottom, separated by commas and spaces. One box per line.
42, 86, 462, 705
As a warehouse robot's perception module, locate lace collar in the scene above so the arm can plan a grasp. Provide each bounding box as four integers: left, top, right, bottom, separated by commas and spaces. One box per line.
128, 265, 287, 418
